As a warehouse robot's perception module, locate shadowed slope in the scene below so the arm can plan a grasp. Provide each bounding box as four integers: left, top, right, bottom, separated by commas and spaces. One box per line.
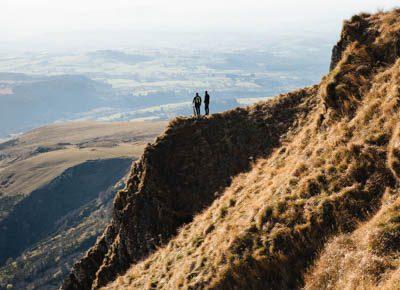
0, 158, 131, 265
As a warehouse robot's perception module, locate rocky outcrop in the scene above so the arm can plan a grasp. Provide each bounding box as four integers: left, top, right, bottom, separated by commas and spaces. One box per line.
329, 14, 376, 71
323, 11, 400, 117
62, 86, 318, 290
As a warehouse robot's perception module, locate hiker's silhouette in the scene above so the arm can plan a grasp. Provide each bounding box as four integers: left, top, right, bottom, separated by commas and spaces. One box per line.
193, 93, 202, 116
204, 91, 210, 115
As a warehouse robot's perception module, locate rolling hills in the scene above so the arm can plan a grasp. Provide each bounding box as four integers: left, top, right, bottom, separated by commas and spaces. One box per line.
0, 120, 165, 289
0, 74, 114, 137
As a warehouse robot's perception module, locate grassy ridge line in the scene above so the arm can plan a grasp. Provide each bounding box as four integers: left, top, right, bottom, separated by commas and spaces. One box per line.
63, 86, 317, 290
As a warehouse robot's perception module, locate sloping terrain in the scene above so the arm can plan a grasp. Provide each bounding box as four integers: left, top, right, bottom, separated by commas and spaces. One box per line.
63, 86, 317, 289
64, 9, 400, 290
0, 120, 166, 220
0, 120, 165, 289
0, 158, 131, 265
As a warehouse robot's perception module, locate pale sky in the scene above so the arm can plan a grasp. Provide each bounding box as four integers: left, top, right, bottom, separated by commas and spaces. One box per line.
1, 0, 399, 51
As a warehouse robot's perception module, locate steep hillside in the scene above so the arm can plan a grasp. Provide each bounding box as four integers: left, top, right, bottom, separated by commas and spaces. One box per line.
65, 9, 400, 290
62, 85, 318, 289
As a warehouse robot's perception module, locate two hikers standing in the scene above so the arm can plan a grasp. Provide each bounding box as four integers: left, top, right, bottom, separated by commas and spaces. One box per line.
193, 91, 210, 117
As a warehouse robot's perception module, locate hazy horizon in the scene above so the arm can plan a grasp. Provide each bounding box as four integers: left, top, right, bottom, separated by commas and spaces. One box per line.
1, 0, 399, 52
1, 0, 400, 138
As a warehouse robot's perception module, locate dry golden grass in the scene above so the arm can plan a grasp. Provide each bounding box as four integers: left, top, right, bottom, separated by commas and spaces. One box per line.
97, 9, 400, 290
303, 189, 400, 290
0, 120, 165, 223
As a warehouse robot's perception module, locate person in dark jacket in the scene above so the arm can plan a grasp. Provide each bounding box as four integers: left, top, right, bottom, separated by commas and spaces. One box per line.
204, 91, 210, 115
193, 92, 202, 116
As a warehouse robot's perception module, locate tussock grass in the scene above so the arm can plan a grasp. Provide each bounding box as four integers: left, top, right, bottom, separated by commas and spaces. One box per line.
304, 190, 400, 290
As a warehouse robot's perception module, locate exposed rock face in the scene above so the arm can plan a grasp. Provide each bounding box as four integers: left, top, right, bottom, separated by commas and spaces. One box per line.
62, 87, 318, 289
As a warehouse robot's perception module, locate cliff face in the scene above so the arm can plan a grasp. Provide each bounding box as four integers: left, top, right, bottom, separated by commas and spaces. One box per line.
65, 9, 400, 290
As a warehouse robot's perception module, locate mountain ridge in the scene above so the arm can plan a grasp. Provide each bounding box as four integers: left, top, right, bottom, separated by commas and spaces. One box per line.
64, 9, 400, 290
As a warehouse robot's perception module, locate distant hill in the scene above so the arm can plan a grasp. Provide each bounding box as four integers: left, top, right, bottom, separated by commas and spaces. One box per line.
62, 9, 400, 290
86, 50, 153, 64
0, 74, 114, 137
0, 120, 165, 289
0, 41, 331, 140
